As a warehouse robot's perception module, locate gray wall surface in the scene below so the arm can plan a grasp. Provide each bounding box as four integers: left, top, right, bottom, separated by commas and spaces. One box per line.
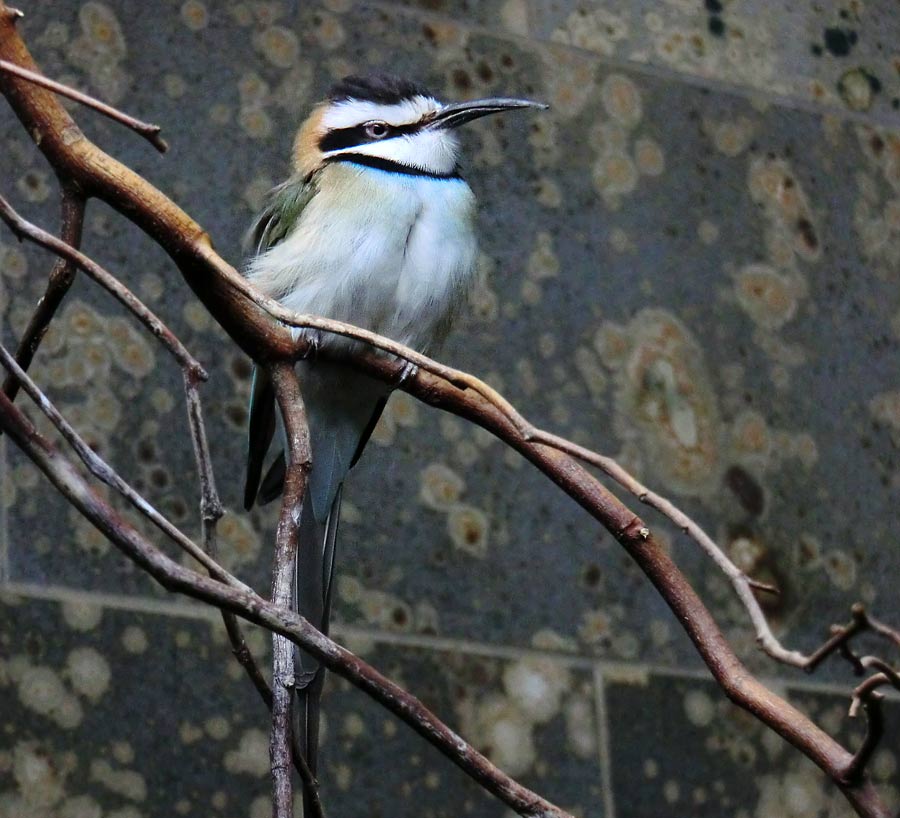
1, 1, 899, 816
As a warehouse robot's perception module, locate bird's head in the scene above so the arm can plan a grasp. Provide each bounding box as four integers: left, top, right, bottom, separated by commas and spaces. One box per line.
293, 73, 547, 179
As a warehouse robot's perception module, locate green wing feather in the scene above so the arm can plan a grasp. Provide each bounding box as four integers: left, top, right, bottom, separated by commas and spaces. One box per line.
243, 175, 318, 510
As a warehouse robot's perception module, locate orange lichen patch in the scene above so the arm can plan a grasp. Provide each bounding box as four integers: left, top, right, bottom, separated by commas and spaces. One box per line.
447, 504, 490, 558
253, 25, 299, 68
551, 7, 629, 58
419, 463, 465, 510
593, 322, 629, 368
854, 126, 900, 272
292, 104, 328, 177
216, 515, 261, 569
610, 310, 721, 495
313, 12, 346, 49
79, 2, 126, 57
597, 152, 638, 194
180, 0, 209, 31
748, 157, 821, 263
634, 137, 665, 176
731, 410, 771, 461
703, 115, 756, 157
600, 73, 643, 127
541, 46, 598, 120
734, 264, 799, 330
870, 390, 900, 444
420, 19, 466, 49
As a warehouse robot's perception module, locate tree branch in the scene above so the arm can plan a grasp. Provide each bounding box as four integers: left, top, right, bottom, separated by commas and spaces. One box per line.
268, 362, 313, 818
2, 185, 84, 400
188, 365, 323, 815
0, 57, 167, 152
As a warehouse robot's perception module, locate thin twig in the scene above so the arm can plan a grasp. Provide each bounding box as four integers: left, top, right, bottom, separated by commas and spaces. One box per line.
805, 605, 870, 674
0, 58, 168, 152
519, 427, 811, 666
865, 611, 900, 650
854, 658, 900, 708
0, 342, 241, 586
0, 389, 568, 818
3, 185, 84, 400
0, 195, 206, 381
843, 693, 884, 783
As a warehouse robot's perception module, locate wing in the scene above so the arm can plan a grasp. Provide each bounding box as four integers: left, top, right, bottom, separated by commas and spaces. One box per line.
244, 173, 319, 257
242, 175, 318, 510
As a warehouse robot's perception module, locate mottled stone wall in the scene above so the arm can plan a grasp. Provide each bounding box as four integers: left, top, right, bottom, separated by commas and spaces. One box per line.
1, 1, 899, 817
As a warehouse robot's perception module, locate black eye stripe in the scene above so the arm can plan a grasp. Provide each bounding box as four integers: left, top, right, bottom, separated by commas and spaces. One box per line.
319, 120, 422, 153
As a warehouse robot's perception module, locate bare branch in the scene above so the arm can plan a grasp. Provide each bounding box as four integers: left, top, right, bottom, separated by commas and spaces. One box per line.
844, 694, 885, 784
2, 186, 84, 400
268, 363, 313, 818
855, 658, 900, 707
0, 58, 167, 152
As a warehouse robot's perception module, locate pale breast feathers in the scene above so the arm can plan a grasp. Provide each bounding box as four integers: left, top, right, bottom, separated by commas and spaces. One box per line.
245, 163, 478, 353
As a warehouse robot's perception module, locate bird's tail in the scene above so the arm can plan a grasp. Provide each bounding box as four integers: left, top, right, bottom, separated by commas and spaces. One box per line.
293, 483, 341, 816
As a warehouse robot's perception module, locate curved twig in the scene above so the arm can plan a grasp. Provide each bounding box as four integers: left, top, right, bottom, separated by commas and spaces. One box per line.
0, 58, 168, 152
2, 185, 85, 400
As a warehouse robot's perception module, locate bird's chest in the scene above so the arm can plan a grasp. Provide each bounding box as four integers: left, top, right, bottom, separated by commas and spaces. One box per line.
275, 166, 477, 349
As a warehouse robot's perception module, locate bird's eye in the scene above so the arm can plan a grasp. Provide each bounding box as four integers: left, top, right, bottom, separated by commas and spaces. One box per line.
365, 121, 389, 139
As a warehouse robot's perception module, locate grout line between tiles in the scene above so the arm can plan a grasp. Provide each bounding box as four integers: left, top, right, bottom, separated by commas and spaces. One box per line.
592, 664, 617, 818
367, 0, 900, 131
4, 581, 890, 700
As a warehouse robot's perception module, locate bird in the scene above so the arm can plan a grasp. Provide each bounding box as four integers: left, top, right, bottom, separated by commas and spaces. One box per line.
242, 72, 545, 809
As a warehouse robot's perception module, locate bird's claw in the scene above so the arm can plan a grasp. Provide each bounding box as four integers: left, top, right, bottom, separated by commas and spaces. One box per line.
393, 360, 419, 387
293, 327, 322, 360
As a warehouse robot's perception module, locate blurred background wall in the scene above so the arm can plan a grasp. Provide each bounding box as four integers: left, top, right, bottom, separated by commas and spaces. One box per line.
1, 1, 899, 816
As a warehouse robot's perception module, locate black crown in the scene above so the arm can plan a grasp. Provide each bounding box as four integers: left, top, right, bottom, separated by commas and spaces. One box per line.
328, 73, 431, 105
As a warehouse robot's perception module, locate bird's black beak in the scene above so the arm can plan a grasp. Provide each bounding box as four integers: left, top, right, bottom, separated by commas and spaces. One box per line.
427, 97, 548, 130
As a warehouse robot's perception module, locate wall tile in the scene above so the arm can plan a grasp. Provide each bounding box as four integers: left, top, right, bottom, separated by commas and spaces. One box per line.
0, 591, 603, 817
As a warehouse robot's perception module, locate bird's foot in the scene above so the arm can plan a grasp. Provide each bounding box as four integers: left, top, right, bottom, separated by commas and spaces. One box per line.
293, 326, 323, 360
392, 359, 419, 387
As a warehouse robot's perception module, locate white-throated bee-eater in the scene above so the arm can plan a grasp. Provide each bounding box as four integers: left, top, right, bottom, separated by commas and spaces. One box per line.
243, 72, 545, 809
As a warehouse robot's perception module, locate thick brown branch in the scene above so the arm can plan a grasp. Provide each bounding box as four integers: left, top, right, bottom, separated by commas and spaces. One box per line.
2, 186, 84, 400
0, 389, 569, 818
0, 58, 167, 152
